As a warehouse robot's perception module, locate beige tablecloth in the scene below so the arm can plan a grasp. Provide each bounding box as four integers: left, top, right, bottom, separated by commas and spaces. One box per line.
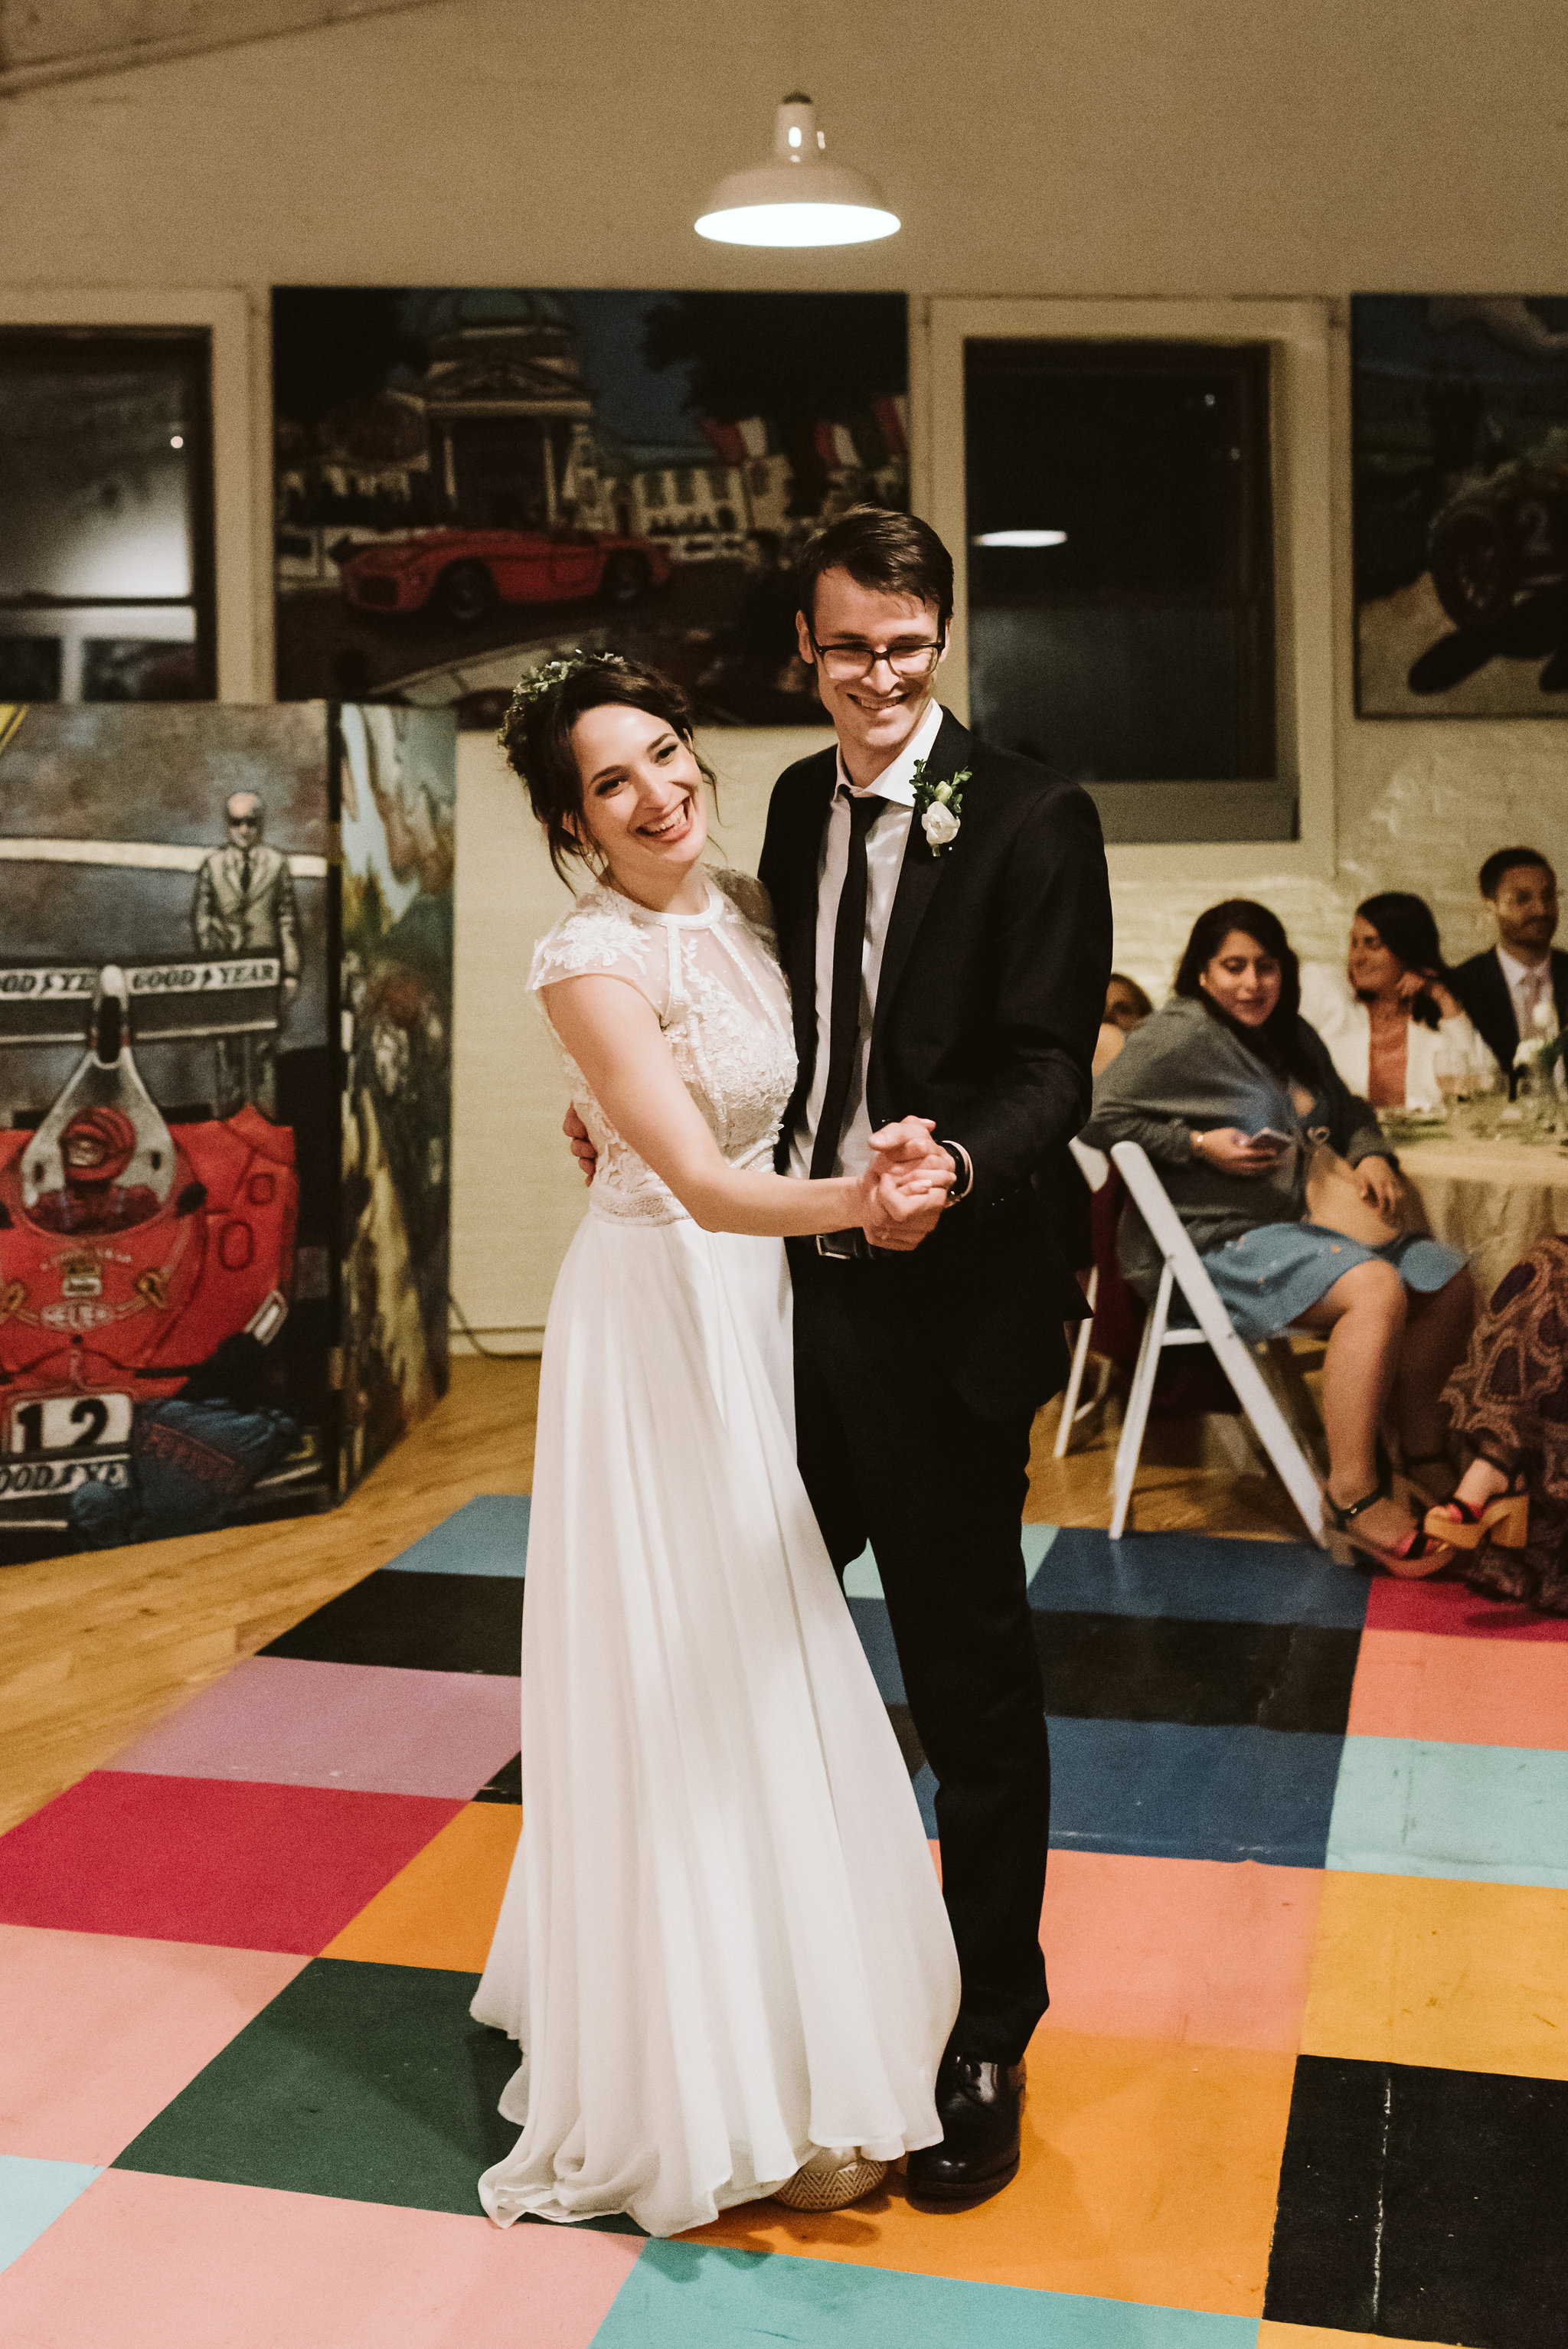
1398, 1136, 1568, 1301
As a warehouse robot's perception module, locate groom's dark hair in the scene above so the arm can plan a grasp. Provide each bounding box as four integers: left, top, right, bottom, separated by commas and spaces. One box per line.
795, 508, 954, 635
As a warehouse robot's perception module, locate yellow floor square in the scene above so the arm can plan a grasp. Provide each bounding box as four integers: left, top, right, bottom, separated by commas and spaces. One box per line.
1300, 1869, 1568, 2082
322, 1801, 519, 1972
693, 2028, 1296, 2318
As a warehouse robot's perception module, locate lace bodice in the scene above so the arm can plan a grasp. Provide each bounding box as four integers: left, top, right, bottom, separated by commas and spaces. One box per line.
529, 869, 797, 1225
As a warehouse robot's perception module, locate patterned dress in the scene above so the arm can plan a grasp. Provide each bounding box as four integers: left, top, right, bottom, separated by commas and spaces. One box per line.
1443, 1237, 1568, 1613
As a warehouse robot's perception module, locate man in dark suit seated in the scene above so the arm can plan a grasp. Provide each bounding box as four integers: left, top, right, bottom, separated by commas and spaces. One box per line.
1449, 847, 1568, 1087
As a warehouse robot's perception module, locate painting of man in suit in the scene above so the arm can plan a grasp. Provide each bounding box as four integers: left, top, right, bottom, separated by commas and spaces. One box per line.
191, 792, 301, 1115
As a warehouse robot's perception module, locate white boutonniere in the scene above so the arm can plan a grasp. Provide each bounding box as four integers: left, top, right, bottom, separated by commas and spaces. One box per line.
1515, 997, 1561, 1071
911, 761, 969, 856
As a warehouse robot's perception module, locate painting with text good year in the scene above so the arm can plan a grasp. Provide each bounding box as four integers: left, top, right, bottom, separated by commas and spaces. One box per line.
273, 287, 910, 728
336, 705, 452, 1496
1354, 295, 1568, 715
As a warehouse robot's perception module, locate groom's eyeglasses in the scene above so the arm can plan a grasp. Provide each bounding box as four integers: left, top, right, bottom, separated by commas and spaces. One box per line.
808, 635, 945, 683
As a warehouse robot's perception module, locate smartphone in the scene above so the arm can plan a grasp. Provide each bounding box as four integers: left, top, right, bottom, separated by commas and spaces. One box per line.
1248, 1127, 1293, 1149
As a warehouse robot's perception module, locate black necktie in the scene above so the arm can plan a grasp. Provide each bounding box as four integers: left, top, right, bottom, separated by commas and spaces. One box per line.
810, 793, 884, 1179
239, 850, 252, 896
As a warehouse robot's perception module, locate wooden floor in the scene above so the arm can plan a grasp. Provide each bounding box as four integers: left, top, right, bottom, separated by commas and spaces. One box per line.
0, 1356, 1299, 1838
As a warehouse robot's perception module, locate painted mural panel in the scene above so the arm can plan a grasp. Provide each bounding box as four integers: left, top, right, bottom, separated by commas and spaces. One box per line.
273, 288, 909, 727
1354, 295, 1568, 715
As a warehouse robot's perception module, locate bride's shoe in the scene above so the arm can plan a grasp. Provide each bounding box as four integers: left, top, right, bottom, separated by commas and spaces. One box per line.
771, 2146, 888, 2211
1425, 1469, 1530, 1553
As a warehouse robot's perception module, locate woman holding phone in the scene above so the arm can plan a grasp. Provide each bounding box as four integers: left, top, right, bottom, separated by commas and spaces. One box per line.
1083, 900, 1475, 1575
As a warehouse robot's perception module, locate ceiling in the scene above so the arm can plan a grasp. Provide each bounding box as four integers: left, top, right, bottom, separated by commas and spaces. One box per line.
0, 0, 442, 92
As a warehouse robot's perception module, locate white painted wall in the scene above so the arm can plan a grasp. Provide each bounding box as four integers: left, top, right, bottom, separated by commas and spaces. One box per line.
4, 0, 1568, 1337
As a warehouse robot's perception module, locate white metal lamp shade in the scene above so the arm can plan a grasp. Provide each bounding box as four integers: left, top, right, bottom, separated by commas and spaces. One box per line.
695, 96, 900, 249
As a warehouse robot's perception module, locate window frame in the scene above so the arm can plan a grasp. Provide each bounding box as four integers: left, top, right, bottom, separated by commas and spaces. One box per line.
0, 287, 261, 700
915, 297, 1334, 880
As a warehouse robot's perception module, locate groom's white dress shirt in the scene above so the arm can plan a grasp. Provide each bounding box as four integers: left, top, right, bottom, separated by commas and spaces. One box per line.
786, 698, 943, 1181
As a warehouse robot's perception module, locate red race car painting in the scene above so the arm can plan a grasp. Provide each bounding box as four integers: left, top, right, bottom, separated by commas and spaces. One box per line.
338, 527, 671, 626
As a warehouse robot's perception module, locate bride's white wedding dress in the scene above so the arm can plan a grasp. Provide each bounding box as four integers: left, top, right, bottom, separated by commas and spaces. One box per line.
471, 867, 959, 2240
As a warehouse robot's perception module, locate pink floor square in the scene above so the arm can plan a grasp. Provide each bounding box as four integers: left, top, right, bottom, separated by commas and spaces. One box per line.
106, 1658, 522, 1800
0, 2168, 642, 2349
0, 1773, 462, 1954
1365, 1575, 1568, 1642
0, 1925, 305, 2165
1348, 1627, 1568, 1751
1037, 1850, 1323, 2053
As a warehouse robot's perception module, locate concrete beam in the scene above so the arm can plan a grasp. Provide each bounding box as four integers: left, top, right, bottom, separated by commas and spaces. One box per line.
0, 0, 445, 93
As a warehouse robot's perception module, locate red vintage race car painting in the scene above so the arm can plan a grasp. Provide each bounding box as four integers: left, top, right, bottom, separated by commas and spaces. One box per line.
338, 526, 671, 626
0, 967, 299, 1534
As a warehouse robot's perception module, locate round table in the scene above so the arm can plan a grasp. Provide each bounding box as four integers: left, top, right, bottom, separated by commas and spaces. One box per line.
1397, 1134, 1568, 1300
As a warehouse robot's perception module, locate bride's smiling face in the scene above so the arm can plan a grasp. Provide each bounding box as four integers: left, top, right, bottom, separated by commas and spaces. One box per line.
570, 703, 708, 896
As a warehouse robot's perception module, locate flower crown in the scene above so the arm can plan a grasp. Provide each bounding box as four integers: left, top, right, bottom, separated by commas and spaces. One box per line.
498, 649, 628, 748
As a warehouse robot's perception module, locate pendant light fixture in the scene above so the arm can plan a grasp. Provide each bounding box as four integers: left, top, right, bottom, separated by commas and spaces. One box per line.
694, 94, 900, 249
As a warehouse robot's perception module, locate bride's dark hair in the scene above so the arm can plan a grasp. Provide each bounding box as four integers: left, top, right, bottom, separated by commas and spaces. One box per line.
498, 652, 717, 886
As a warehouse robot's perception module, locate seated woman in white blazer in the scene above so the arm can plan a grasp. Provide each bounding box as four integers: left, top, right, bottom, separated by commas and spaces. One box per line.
1299, 893, 1497, 1111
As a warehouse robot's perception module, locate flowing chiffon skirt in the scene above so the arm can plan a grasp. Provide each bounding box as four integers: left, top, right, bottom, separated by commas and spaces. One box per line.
470, 1206, 960, 2239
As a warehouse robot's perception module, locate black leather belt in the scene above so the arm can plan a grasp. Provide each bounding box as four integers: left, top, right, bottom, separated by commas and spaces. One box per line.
815, 1228, 871, 1260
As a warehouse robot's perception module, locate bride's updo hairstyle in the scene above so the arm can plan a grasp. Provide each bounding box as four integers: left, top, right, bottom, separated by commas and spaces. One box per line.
498, 649, 716, 885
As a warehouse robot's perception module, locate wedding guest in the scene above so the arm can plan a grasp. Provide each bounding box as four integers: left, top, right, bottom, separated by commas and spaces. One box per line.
1082, 899, 1475, 1574
1298, 894, 1494, 1109
1449, 848, 1568, 1085
1093, 972, 1155, 1076
1420, 1241, 1568, 1614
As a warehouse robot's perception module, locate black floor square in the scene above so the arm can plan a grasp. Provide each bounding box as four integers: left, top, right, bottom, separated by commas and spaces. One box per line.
261, 1570, 525, 1674
1264, 2053, 1568, 2349
1033, 1612, 1361, 1732
473, 1750, 521, 1804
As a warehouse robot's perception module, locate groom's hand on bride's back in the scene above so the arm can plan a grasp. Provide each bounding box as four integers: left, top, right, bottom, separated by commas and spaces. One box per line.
862, 1117, 953, 1252
564, 1104, 597, 1184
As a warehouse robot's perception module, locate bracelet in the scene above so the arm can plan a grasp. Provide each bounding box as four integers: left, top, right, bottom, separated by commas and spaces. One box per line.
939, 1139, 974, 1204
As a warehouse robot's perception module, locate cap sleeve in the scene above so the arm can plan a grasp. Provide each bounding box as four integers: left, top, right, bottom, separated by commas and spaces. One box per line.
710, 867, 777, 952
528, 886, 666, 1015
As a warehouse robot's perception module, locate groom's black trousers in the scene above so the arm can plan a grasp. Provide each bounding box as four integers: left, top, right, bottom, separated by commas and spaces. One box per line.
786, 1240, 1050, 2067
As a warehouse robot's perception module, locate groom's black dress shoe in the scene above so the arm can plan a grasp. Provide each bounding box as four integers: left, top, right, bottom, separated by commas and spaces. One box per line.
906, 2054, 1025, 2205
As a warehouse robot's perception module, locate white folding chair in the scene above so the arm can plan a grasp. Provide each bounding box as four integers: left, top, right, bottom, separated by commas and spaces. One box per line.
1054, 1138, 1115, 1459
1107, 1142, 1327, 1547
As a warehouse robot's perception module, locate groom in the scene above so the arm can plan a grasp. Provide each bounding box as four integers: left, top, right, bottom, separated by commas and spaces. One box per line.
573, 508, 1111, 2202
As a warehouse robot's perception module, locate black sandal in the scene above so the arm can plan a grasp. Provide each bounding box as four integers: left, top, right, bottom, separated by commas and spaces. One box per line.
1325, 1475, 1451, 1579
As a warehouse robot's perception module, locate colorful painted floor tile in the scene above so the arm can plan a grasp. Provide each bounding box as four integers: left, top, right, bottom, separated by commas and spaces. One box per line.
0, 1773, 461, 1952
105, 1657, 523, 1798
1327, 1736, 1568, 1887
260, 1569, 524, 1674
1047, 1718, 1344, 1867
109, 1957, 636, 2230
472, 1749, 521, 1804
381, 1494, 530, 1578
0, 2168, 640, 2348
694, 2029, 1296, 2317
0, 1926, 305, 2164
1037, 1614, 1360, 1731
599, 2242, 1257, 2348
1364, 1574, 1568, 1642
1257, 2326, 1476, 2348
1299, 1869, 1568, 2082
1347, 1627, 1568, 1750
0, 2155, 100, 2279
323, 1802, 520, 1972
1264, 2053, 1567, 2349
1035, 1529, 1368, 1629
1042, 1851, 1322, 2052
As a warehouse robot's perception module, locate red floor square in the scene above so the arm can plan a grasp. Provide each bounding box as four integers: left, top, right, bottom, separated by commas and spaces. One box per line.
1365, 1576, 1568, 1643
0, 1774, 462, 1955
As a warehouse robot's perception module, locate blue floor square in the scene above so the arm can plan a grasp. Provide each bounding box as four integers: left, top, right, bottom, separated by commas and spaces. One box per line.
0, 2155, 102, 2276
1032, 1527, 1367, 1629
591, 2242, 1256, 2347
1047, 1716, 1344, 1865
382, 1495, 530, 1578
1328, 1736, 1568, 1887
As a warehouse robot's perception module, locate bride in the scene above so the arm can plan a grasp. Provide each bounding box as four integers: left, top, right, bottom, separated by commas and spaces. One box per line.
470, 650, 962, 2239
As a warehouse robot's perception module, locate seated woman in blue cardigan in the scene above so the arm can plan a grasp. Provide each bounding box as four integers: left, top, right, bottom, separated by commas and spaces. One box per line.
1083, 900, 1475, 1575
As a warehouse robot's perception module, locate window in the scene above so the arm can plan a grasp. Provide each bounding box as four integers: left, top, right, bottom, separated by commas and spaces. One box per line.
674, 469, 695, 505
0, 330, 216, 703
962, 338, 1286, 843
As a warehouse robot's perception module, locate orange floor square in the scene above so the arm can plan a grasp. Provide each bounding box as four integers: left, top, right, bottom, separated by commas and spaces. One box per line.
1040, 1850, 1322, 2052
1299, 1868, 1568, 2082
322, 1802, 518, 1972
1258, 2325, 1468, 2348
1346, 1627, 1568, 1751
690, 2027, 1296, 2318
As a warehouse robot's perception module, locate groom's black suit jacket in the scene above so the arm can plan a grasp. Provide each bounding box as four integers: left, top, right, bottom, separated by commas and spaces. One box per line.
759, 708, 1112, 1421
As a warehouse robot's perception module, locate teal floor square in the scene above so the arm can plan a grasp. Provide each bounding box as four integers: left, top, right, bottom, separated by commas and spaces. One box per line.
383, 1496, 530, 1578
592, 2243, 1257, 2347
1328, 1736, 1568, 1887
0, 2155, 102, 2275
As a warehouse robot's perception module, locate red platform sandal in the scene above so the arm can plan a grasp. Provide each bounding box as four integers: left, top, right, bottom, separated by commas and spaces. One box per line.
1424, 1468, 1530, 1553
